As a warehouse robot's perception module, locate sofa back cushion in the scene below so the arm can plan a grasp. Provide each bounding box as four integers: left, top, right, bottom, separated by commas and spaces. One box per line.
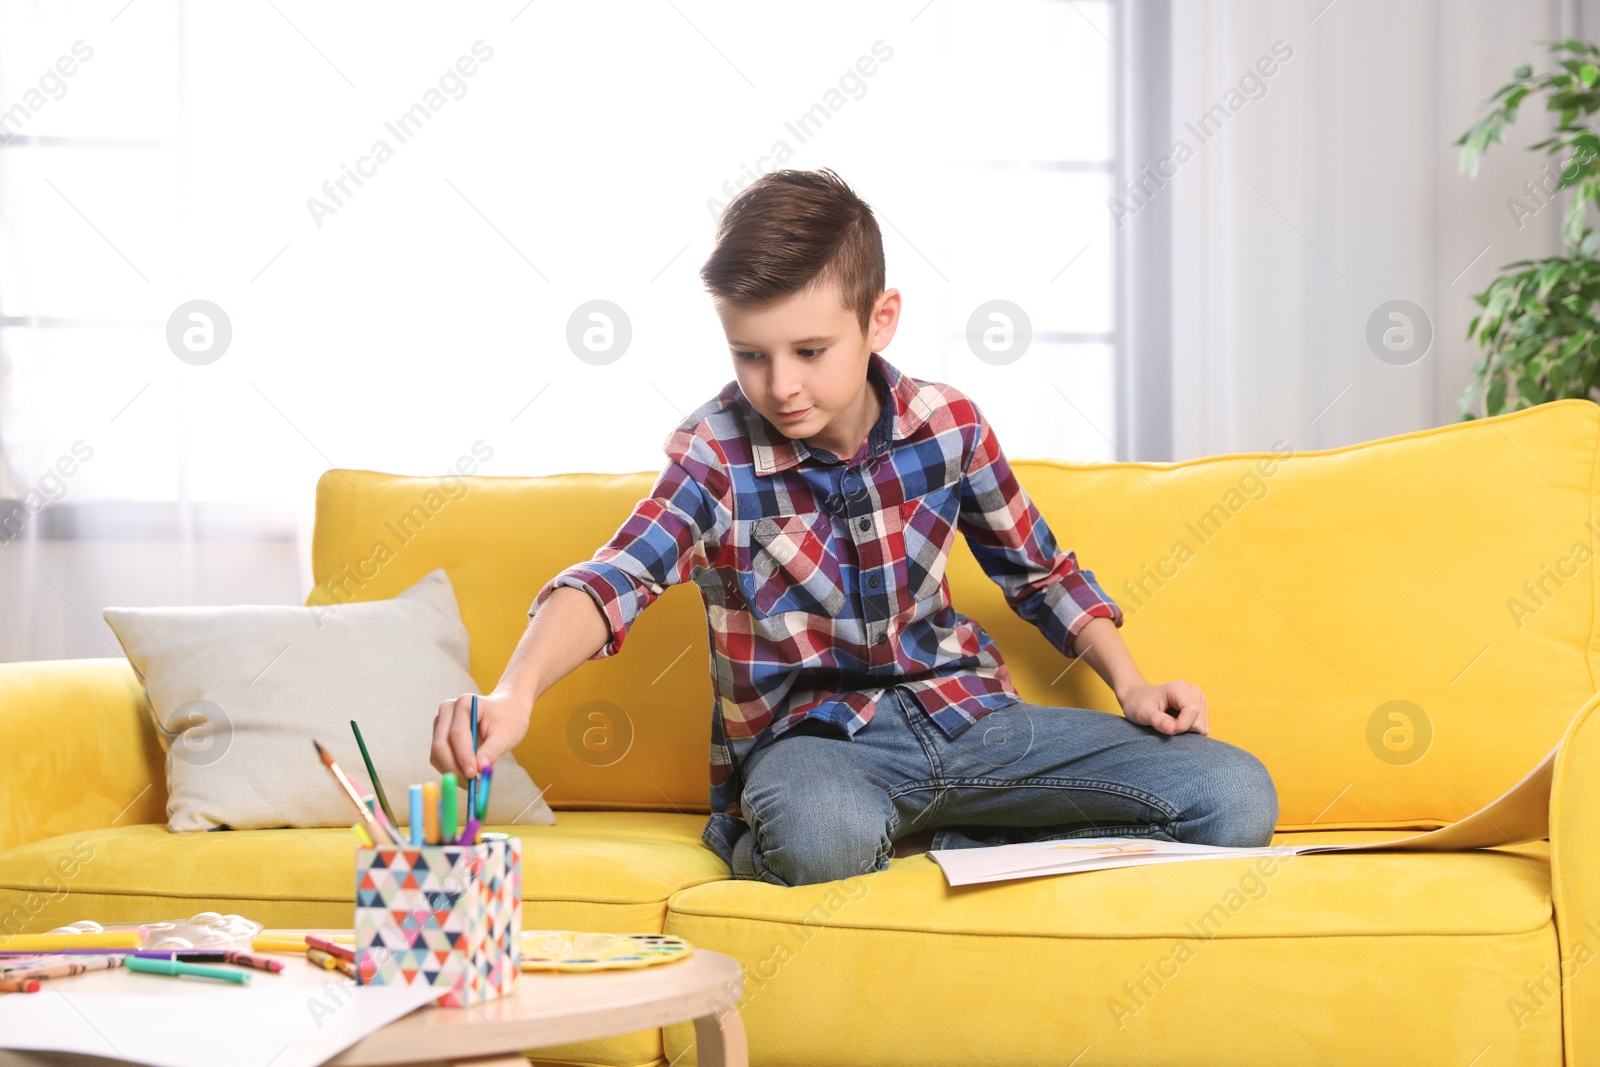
308, 400, 1598, 829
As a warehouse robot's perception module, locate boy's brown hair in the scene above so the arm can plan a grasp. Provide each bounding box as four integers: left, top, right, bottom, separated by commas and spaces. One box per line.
700, 167, 886, 337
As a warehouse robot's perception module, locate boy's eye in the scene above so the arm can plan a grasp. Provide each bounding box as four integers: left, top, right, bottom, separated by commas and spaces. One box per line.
732, 347, 827, 361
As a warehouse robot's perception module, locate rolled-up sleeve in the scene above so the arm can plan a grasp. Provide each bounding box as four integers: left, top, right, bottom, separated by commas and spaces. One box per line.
956, 400, 1123, 658
529, 445, 728, 659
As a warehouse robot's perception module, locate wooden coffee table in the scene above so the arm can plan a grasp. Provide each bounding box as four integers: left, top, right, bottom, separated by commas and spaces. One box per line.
0, 928, 747, 1067
289, 928, 747, 1067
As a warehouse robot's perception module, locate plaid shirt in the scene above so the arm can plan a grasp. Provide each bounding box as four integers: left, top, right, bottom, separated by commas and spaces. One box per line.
528, 352, 1124, 856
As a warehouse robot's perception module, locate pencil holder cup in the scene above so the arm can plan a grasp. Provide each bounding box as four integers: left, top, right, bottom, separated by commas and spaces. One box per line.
353, 835, 521, 1006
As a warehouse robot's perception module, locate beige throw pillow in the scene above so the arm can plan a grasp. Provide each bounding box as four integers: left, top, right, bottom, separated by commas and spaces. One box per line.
103, 568, 555, 834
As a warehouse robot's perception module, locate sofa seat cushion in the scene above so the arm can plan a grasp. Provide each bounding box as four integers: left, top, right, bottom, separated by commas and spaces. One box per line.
0, 810, 727, 934
661, 830, 1560, 1066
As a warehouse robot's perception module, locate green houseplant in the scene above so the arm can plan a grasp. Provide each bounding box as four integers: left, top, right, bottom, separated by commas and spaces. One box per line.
1456, 40, 1600, 418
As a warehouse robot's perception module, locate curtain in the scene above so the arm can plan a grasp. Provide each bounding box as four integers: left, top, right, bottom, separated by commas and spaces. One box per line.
1148, 0, 1571, 462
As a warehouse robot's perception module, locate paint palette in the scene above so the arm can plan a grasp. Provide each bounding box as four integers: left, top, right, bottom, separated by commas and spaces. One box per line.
518, 930, 693, 972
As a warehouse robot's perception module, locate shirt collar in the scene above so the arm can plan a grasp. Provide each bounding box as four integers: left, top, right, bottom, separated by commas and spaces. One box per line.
724, 352, 933, 477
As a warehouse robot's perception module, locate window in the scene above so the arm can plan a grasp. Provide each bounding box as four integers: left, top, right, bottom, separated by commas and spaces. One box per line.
0, 1, 1122, 657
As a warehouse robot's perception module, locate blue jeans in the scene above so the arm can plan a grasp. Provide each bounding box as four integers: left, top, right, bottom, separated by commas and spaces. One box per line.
708, 685, 1280, 887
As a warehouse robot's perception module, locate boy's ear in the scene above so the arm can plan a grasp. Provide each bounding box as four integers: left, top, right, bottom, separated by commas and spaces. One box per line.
866, 287, 902, 346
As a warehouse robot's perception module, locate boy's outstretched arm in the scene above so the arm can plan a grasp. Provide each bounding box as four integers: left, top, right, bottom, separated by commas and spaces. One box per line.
431, 586, 609, 778
1070, 616, 1209, 736
431, 443, 730, 778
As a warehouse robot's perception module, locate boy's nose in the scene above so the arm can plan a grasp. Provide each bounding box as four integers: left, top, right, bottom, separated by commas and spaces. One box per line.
767, 355, 804, 400
769, 375, 802, 403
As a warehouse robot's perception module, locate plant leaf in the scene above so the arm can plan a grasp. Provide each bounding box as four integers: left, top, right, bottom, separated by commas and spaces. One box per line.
1487, 376, 1508, 414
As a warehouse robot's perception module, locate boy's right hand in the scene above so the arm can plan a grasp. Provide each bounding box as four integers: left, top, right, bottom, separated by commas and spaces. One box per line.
431, 691, 531, 779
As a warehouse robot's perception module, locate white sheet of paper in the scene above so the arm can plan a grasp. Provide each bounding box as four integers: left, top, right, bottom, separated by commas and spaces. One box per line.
0, 963, 442, 1067
931, 839, 1300, 885
928, 741, 1560, 887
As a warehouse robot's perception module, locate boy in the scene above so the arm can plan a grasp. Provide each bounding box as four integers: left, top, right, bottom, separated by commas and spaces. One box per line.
433, 168, 1278, 887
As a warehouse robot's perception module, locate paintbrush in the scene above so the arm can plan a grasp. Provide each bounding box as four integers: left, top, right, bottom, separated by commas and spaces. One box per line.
312, 739, 394, 845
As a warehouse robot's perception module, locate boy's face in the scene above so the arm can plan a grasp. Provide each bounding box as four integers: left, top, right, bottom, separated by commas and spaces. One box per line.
717, 279, 901, 452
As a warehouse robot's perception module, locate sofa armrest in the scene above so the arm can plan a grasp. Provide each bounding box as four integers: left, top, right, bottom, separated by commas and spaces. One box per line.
1553, 689, 1600, 1064
0, 659, 166, 853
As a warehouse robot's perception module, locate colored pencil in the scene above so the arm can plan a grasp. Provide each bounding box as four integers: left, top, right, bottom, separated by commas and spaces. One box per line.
349, 719, 398, 829
365, 793, 401, 847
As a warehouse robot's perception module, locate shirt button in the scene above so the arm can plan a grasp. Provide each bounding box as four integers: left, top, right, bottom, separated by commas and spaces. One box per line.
875, 632, 887, 645
858, 516, 872, 532
868, 574, 881, 589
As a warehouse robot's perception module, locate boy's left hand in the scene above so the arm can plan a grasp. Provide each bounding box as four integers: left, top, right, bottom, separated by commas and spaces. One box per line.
1118, 681, 1210, 736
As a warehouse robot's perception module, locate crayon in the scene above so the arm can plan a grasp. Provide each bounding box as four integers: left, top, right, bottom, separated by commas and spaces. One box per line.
409, 784, 424, 846
307, 947, 356, 977
0, 954, 125, 980
305, 936, 354, 963
0, 978, 40, 993
0, 955, 54, 972
222, 951, 284, 973
460, 817, 480, 846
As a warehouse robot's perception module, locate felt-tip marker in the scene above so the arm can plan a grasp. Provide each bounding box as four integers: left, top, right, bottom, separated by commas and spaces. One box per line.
125, 957, 249, 984
441, 773, 457, 844
468, 696, 479, 830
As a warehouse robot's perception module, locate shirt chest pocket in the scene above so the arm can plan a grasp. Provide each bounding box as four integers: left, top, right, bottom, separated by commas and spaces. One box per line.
897, 483, 961, 607
735, 511, 847, 619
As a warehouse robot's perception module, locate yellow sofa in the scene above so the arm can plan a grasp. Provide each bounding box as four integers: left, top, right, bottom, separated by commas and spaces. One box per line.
4, 399, 1598, 1065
